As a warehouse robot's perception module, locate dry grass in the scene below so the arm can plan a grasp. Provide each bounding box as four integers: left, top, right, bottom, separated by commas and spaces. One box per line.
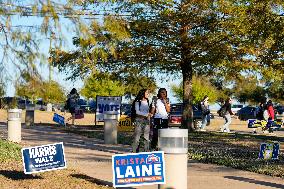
0, 161, 111, 189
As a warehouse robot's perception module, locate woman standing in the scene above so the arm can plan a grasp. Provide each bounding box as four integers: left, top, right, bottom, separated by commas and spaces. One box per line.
200, 95, 210, 131
220, 97, 234, 133
150, 88, 170, 150
131, 89, 152, 153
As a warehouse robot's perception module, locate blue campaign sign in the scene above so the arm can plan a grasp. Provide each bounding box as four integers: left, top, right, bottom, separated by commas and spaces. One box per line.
22, 142, 67, 174
112, 151, 165, 187
53, 113, 65, 125
259, 142, 280, 160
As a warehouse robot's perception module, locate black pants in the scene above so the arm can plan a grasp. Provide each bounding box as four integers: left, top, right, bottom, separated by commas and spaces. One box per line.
151, 118, 168, 150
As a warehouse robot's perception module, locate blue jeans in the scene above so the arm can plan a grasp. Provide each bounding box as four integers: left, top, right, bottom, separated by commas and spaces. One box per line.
221, 114, 231, 132
201, 115, 208, 129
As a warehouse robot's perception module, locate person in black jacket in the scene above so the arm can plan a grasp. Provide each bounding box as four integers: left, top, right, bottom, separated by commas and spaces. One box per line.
200, 95, 210, 131
220, 97, 234, 133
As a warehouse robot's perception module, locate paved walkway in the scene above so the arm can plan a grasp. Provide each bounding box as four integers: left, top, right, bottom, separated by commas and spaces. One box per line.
0, 124, 283, 189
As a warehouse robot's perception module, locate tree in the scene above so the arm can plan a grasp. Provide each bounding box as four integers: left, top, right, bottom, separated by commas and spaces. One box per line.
52, 1, 284, 130
0, 84, 4, 98
0, 0, 97, 87
232, 76, 267, 105
266, 78, 284, 104
171, 76, 218, 104
81, 73, 126, 98
41, 81, 66, 103
15, 71, 65, 103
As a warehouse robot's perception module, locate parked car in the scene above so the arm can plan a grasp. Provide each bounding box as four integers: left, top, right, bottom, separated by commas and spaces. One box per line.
169, 103, 212, 128
275, 105, 284, 115
237, 106, 257, 121
121, 103, 131, 116
231, 104, 244, 113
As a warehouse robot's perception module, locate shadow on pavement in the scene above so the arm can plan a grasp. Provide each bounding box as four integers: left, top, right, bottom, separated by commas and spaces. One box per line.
224, 176, 284, 189
71, 173, 136, 189
0, 170, 42, 180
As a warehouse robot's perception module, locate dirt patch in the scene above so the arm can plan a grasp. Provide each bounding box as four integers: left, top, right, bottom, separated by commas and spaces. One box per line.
0, 161, 112, 189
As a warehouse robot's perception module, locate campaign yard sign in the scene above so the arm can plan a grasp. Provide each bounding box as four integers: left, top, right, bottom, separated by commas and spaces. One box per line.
22, 142, 67, 174
96, 96, 122, 121
52, 113, 65, 126
259, 142, 280, 160
112, 151, 165, 187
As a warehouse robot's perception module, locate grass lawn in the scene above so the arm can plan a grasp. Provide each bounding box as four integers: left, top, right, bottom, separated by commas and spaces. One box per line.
66, 128, 284, 178
0, 139, 112, 189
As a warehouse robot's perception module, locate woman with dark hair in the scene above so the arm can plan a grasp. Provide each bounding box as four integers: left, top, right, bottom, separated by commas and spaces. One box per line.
150, 88, 170, 150
131, 89, 152, 153
66, 88, 80, 126
200, 95, 210, 131
220, 97, 234, 133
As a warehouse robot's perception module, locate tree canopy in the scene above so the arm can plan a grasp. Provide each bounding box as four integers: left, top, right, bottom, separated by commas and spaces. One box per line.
5, 0, 284, 130
15, 71, 66, 103
171, 76, 219, 104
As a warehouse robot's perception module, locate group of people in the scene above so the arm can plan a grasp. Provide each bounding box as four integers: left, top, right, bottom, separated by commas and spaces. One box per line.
131, 88, 170, 153
256, 100, 275, 132
217, 98, 277, 133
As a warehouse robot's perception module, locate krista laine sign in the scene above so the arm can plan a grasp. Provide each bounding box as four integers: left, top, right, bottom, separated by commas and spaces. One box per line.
112, 151, 165, 187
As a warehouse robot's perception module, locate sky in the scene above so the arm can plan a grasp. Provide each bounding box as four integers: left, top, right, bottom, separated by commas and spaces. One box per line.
3, 12, 182, 103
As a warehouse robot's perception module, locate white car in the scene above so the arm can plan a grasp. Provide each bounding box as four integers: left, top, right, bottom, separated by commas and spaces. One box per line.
231, 104, 244, 114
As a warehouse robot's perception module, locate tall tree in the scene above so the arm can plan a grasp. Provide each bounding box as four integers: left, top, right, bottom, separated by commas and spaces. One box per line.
171, 76, 218, 104
52, 1, 284, 130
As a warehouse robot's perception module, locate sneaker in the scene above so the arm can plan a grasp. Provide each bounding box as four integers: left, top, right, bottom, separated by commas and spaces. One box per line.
200, 129, 206, 131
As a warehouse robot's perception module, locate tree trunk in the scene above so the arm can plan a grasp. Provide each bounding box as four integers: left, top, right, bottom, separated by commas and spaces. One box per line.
179, 9, 193, 130
181, 63, 193, 131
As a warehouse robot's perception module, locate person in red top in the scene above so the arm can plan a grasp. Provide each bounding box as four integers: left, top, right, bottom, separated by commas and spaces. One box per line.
267, 100, 275, 121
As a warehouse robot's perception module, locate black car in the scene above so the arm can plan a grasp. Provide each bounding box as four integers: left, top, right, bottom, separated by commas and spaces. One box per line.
169, 103, 212, 128
275, 105, 284, 115
237, 106, 257, 121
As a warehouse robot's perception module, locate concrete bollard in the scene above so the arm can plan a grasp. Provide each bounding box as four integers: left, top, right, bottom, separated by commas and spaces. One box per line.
7, 109, 22, 143
158, 128, 188, 189
104, 113, 119, 144
47, 103, 53, 112
25, 104, 35, 127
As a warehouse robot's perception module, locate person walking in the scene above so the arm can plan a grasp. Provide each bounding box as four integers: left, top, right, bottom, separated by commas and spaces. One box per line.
200, 95, 210, 131
131, 89, 152, 153
265, 100, 275, 133
220, 97, 234, 133
66, 88, 80, 126
267, 100, 275, 121
150, 88, 170, 150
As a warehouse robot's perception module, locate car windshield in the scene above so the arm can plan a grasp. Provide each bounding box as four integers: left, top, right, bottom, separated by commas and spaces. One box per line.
170, 104, 201, 113
232, 105, 243, 108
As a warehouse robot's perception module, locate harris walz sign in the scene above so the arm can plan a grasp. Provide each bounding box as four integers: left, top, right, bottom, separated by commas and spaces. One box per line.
112, 151, 165, 187
22, 142, 66, 174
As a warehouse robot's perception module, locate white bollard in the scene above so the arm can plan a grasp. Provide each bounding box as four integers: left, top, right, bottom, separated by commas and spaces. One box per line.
7, 109, 22, 143
104, 113, 119, 144
47, 103, 53, 112
158, 128, 188, 189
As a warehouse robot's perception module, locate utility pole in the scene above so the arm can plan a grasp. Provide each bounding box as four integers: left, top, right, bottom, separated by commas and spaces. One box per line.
49, 32, 55, 82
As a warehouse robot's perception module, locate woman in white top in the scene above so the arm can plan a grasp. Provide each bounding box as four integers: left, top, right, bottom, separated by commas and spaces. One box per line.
131, 89, 152, 153
150, 88, 170, 150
